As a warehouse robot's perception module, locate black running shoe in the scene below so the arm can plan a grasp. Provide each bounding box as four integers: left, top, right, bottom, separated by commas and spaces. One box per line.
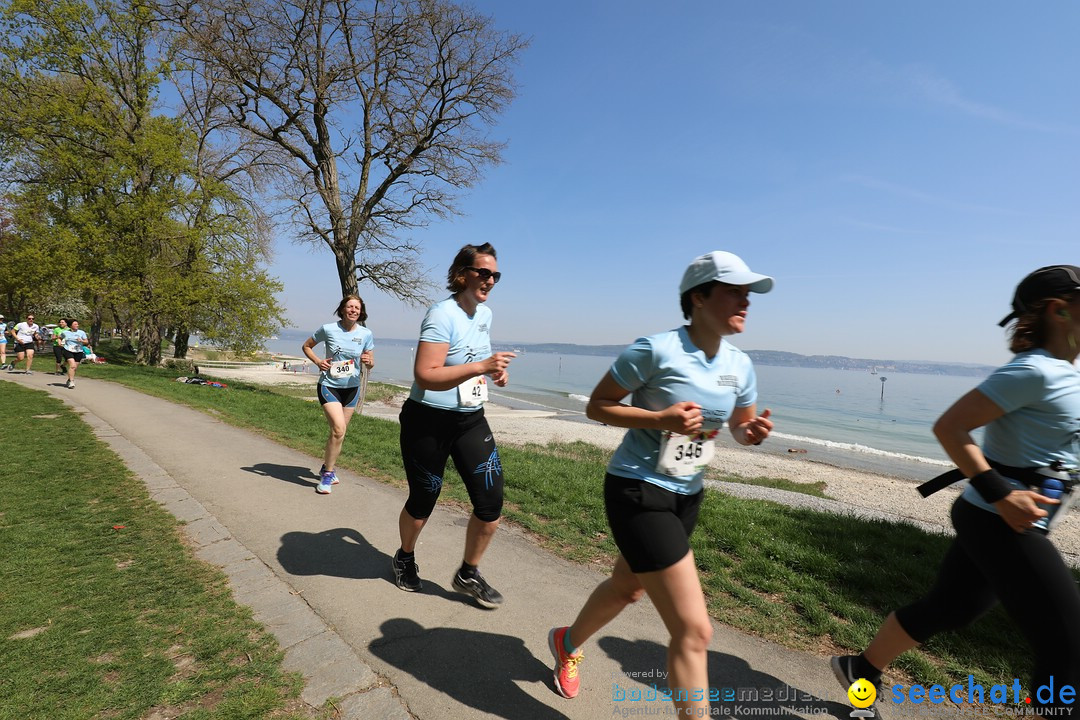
831, 656, 883, 718
392, 550, 422, 592
452, 570, 503, 608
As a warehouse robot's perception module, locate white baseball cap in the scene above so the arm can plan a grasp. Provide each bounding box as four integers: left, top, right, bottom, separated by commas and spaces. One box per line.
679, 251, 773, 294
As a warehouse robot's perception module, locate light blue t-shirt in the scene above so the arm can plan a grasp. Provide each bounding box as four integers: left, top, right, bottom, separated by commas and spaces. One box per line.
60, 329, 88, 352
310, 322, 375, 389
961, 349, 1080, 514
0, 322, 6, 343
408, 297, 493, 412
606, 326, 758, 495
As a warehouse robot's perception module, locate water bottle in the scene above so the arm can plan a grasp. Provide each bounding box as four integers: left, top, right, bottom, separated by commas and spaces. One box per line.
1031, 468, 1077, 533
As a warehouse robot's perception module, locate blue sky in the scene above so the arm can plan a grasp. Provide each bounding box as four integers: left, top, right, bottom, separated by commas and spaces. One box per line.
270, 1, 1080, 365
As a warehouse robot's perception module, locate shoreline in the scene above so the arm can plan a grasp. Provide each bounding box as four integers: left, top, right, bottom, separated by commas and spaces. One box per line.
196, 363, 1079, 562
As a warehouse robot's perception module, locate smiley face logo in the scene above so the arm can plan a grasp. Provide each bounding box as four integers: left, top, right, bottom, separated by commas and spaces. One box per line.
847, 678, 876, 708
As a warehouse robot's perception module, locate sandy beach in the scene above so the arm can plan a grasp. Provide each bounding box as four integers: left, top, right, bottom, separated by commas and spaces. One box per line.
198, 362, 1080, 563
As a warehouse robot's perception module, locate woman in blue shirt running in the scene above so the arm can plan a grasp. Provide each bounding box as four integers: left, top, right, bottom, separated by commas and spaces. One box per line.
59, 320, 89, 389
546, 251, 775, 716
831, 265, 1080, 717
391, 243, 516, 608
302, 295, 375, 494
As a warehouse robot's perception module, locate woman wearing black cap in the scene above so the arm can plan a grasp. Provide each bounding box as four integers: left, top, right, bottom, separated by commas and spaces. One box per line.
832, 265, 1080, 717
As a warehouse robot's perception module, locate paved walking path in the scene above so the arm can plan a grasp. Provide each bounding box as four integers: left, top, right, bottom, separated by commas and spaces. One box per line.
7, 371, 942, 719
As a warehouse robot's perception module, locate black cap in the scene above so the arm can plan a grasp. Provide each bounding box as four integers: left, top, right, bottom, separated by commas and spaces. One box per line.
998, 265, 1080, 327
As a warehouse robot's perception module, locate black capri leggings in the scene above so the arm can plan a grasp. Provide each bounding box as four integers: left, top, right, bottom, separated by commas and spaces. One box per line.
399, 399, 504, 522
895, 497, 1080, 713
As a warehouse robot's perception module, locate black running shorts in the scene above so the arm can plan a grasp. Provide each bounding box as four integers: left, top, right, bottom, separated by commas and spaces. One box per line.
604, 473, 703, 573
317, 382, 360, 408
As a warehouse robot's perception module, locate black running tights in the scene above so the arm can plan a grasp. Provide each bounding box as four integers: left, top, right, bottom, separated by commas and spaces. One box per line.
895, 497, 1080, 712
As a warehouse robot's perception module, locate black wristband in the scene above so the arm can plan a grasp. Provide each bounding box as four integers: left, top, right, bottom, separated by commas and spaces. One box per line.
969, 468, 1014, 504
752, 439, 763, 446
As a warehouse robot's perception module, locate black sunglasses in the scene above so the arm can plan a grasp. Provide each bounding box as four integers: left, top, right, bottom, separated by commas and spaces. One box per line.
466, 267, 501, 284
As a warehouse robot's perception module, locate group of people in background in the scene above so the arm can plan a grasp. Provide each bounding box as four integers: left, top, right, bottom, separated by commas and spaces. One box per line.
1, 312, 92, 387
301, 251, 1079, 716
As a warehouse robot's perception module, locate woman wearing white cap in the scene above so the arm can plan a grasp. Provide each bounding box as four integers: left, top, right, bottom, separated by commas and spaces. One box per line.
546, 251, 775, 714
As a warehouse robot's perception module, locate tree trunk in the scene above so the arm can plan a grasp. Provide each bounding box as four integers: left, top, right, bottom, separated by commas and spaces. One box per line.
111, 307, 135, 353
136, 317, 162, 365
89, 303, 103, 347
174, 329, 189, 358
334, 238, 358, 298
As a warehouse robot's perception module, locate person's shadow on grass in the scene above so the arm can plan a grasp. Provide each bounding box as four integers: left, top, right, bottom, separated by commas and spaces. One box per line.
599, 636, 851, 719
370, 618, 567, 719
242, 462, 319, 490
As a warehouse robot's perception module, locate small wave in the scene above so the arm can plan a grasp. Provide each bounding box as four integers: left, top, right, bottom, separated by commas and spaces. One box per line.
770, 431, 951, 467
488, 392, 586, 415
568, 394, 590, 403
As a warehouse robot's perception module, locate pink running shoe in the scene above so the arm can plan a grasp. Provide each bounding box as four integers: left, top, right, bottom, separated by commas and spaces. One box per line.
548, 626, 583, 698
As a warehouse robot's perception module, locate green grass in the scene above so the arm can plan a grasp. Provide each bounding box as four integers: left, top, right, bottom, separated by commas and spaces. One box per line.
260, 380, 400, 405
72, 345, 1055, 694
0, 382, 326, 720
712, 474, 829, 498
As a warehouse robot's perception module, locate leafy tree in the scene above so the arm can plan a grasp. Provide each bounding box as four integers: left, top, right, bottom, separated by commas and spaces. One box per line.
0, 0, 287, 363
171, 0, 527, 301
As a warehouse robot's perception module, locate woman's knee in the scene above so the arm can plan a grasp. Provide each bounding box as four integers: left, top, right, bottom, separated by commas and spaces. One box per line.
470, 516, 500, 536
610, 570, 646, 604
671, 618, 713, 653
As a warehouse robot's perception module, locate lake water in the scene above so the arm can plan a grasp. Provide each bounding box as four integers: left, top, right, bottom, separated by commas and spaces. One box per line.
265, 330, 990, 481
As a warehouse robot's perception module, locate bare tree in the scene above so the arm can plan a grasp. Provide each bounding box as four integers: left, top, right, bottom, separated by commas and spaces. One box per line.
170, 0, 527, 302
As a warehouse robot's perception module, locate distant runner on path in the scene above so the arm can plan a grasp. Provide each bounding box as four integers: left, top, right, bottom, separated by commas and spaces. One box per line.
52, 319, 68, 374
59, 320, 89, 389
0, 314, 8, 369
302, 295, 375, 495
12, 313, 40, 374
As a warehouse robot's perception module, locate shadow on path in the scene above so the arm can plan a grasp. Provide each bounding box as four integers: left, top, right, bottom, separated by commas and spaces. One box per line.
278, 527, 390, 580
242, 462, 318, 490
600, 636, 850, 719
276, 527, 479, 607
370, 618, 568, 720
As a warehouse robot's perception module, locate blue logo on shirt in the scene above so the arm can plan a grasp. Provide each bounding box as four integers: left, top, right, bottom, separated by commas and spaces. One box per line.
701, 408, 728, 423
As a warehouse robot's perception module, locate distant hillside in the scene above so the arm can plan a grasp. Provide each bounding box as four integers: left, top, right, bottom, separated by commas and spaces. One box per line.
745, 350, 995, 377
377, 337, 627, 358
376, 338, 996, 377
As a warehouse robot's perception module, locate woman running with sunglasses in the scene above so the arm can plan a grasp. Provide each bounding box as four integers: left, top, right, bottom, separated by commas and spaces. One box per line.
831, 265, 1080, 718
12, 314, 39, 374
547, 251, 774, 715
392, 243, 516, 608
302, 294, 375, 495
